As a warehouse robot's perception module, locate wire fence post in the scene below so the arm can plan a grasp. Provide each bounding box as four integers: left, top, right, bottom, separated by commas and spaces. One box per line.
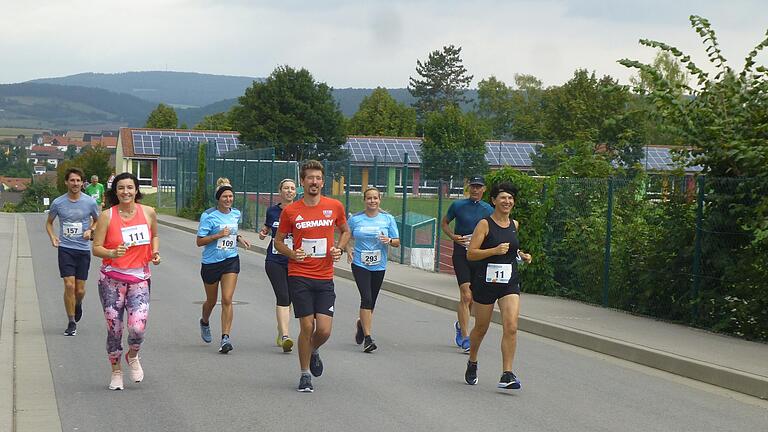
373, 156, 378, 188
345, 159, 351, 215
255, 150, 261, 229
269, 149, 275, 208
692, 175, 705, 323
435, 178, 444, 272
400, 152, 409, 265
602, 177, 614, 307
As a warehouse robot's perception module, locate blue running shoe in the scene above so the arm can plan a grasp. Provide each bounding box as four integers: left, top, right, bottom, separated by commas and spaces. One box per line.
498, 371, 521, 390
310, 351, 323, 377
461, 337, 470, 354
454, 321, 463, 347
219, 335, 233, 354
200, 319, 212, 343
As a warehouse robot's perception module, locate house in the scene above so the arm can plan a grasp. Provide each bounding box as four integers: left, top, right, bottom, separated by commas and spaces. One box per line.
27, 146, 66, 167
0, 176, 32, 192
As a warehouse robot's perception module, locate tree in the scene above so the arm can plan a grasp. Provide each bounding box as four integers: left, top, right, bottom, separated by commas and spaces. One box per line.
476, 76, 514, 139
408, 45, 474, 120
65, 144, 77, 160
230, 65, 347, 160
421, 105, 488, 181
0, 144, 32, 178
194, 112, 233, 131
145, 103, 178, 129
509, 74, 545, 140
347, 88, 417, 136
14, 178, 59, 212
56, 146, 111, 193
476, 74, 545, 141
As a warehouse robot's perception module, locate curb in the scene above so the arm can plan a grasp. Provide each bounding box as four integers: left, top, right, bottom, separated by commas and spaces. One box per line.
158, 218, 768, 400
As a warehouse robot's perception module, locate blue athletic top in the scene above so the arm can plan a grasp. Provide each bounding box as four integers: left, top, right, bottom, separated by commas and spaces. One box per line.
264, 203, 289, 266
445, 198, 494, 237
197, 207, 241, 264
49, 193, 100, 251
348, 211, 399, 271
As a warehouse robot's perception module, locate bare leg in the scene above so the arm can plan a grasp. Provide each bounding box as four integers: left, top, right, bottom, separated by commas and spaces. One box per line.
219, 273, 238, 335
498, 294, 520, 372
201, 282, 219, 323
298, 316, 315, 370
468, 303, 494, 362
276, 305, 291, 337
457, 282, 473, 337
359, 308, 373, 336
63, 276, 76, 318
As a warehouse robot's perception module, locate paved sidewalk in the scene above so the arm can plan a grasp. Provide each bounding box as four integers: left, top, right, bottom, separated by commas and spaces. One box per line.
157, 213, 768, 399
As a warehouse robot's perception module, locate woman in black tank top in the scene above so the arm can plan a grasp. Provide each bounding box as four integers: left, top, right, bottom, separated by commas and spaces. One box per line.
463, 181, 532, 390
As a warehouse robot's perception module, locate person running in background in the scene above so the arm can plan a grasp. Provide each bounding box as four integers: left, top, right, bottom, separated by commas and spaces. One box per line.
107, 172, 116, 191
441, 175, 493, 353
92, 172, 161, 390
274, 160, 350, 393
464, 181, 532, 390
196, 178, 251, 354
85, 174, 105, 209
45, 167, 100, 336
346, 187, 399, 353
259, 178, 297, 353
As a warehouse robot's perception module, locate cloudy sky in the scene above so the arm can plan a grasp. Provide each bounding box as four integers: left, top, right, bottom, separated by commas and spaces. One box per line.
1, 0, 765, 88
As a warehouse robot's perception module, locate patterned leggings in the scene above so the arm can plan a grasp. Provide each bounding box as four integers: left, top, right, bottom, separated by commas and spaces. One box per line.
98, 274, 151, 365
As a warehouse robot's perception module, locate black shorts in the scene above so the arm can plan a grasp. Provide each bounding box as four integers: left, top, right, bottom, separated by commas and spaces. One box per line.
471, 278, 521, 305
288, 276, 336, 318
265, 260, 290, 307
452, 246, 475, 286
58, 247, 91, 280
200, 256, 240, 285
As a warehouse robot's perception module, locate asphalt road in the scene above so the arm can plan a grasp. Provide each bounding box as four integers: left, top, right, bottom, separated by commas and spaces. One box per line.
21, 213, 768, 432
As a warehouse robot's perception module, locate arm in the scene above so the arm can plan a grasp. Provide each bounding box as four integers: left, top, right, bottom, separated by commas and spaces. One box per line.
274, 230, 303, 261
148, 207, 161, 264
467, 220, 508, 261
92, 210, 126, 259
196, 227, 230, 247
83, 203, 100, 241
332, 222, 351, 263
513, 220, 533, 264
441, 215, 461, 243
45, 213, 59, 247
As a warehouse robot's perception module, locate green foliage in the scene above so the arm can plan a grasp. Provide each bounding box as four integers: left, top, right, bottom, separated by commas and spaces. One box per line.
476, 74, 544, 140
65, 144, 77, 160
0, 143, 32, 178
421, 105, 488, 181
347, 88, 417, 136
145, 103, 178, 129
179, 143, 208, 221
194, 111, 233, 131
56, 146, 111, 193
230, 65, 346, 161
14, 178, 58, 212
1, 202, 15, 212
408, 45, 473, 120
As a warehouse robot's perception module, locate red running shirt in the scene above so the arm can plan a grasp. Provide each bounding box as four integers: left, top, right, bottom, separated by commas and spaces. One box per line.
278, 196, 347, 280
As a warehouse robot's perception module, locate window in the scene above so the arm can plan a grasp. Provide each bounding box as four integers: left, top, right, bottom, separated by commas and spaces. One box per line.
131, 159, 153, 186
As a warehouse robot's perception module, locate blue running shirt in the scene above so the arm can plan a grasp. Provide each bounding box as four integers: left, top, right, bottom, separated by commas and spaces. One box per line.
445, 198, 493, 236
49, 193, 100, 251
197, 207, 242, 264
348, 211, 399, 271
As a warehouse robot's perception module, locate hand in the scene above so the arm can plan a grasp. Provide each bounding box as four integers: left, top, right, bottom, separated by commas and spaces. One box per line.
453, 234, 463, 243
151, 251, 162, 265
330, 246, 342, 262
518, 250, 532, 264
293, 248, 306, 262
346, 249, 354, 264
378, 233, 390, 244
238, 236, 251, 249
258, 227, 269, 240
114, 243, 128, 258
51, 236, 60, 248
83, 229, 92, 241
496, 242, 510, 255
219, 226, 231, 239
461, 235, 472, 247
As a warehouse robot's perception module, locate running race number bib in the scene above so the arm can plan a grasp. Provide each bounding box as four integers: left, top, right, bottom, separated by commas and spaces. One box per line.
91, 193, 100, 200
485, 263, 512, 284
463, 234, 473, 249
121, 224, 151, 246
217, 235, 237, 250
62, 222, 83, 237
272, 236, 293, 254
302, 238, 327, 258
361, 250, 381, 266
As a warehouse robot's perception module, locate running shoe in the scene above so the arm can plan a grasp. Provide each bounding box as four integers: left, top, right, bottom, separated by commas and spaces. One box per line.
363, 335, 377, 353
125, 353, 144, 382
355, 319, 364, 345
465, 361, 478, 385
454, 321, 463, 347
297, 374, 314, 393
497, 371, 521, 390
74, 302, 83, 322
281, 336, 294, 353
109, 370, 124, 391
64, 321, 77, 336
219, 335, 233, 354
461, 337, 470, 354
200, 319, 212, 343
309, 351, 323, 377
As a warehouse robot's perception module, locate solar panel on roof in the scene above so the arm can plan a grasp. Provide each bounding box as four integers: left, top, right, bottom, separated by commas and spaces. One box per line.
132, 130, 240, 156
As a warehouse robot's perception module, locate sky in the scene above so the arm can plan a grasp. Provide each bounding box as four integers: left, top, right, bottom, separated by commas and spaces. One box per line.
1, 0, 766, 88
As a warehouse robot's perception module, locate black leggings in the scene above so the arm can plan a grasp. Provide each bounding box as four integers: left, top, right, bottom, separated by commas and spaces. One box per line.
351, 263, 385, 310
265, 261, 291, 306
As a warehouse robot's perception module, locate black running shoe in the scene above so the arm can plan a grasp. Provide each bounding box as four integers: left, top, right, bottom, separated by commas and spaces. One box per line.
309, 351, 323, 377
355, 319, 364, 345
64, 322, 77, 336
464, 361, 478, 385
219, 335, 233, 354
363, 335, 377, 353
74, 303, 83, 322
497, 371, 521, 389
297, 374, 314, 393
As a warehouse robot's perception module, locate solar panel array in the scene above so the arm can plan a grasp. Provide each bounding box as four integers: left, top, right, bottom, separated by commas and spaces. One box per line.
131, 130, 240, 156
485, 142, 541, 167
345, 137, 422, 164
641, 147, 702, 172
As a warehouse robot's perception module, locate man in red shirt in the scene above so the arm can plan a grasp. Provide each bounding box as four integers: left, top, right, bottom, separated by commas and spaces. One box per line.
275, 160, 350, 393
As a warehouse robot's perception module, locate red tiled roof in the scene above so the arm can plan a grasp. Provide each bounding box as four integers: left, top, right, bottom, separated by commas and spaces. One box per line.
0, 176, 32, 191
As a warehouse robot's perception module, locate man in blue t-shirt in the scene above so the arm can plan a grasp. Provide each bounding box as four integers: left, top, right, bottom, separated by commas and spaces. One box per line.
45, 167, 100, 337
441, 175, 493, 353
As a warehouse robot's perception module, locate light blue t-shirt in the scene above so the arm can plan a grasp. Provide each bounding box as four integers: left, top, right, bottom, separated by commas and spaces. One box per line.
348, 211, 399, 271
49, 193, 100, 251
197, 207, 242, 264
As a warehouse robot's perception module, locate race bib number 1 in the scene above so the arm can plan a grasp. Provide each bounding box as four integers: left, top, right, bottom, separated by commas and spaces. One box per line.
485, 263, 512, 284
302, 238, 327, 258
62, 222, 83, 237
121, 224, 151, 246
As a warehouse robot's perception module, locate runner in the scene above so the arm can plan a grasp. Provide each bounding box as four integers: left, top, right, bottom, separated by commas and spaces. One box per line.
196, 178, 251, 354
45, 167, 100, 336
85, 174, 105, 209
92, 172, 161, 390
346, 187, 399, 353
441, 175, 493, 353
463, 181, 532, 390
107, 171, 116, 191
274, 160, 350, 393
258, 178, 297, 353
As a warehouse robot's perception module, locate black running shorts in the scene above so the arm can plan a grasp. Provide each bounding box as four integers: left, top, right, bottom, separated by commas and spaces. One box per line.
288, 276, 336, 318
200, 256, 240, 285
58, 246, 91, 280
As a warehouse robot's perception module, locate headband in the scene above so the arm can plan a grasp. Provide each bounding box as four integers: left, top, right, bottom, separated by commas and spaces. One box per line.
215, 185, 233, 200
